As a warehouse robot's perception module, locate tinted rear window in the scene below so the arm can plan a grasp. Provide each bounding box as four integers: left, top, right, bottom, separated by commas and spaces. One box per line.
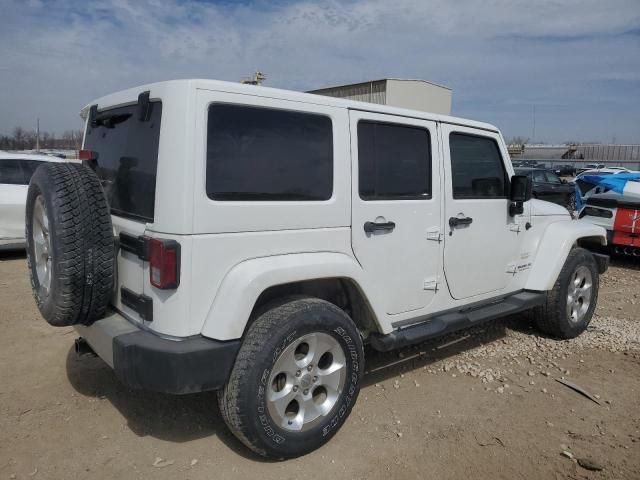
84, 102, 162, 222
206, 104, 333, 201
0, 159, 46, 185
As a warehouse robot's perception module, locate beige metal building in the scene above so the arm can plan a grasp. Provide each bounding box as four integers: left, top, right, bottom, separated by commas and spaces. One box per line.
308, 78, 452, 115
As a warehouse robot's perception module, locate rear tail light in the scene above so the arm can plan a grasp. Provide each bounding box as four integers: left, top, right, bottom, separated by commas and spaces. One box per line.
148, 238, 180, 289
78, 149, 98, 161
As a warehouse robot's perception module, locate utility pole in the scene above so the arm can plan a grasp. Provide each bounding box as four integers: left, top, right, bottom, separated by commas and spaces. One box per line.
532, 105, 536, 144
36, 118, 40, 152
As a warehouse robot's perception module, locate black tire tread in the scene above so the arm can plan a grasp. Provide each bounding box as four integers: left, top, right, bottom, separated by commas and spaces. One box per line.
218, 297, 360, 458
26, 162, 114, 326
532, 247, 598, 339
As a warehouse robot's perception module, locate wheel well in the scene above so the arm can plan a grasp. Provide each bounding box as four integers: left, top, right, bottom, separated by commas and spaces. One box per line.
577, 235, 607, 251
250, 278, 379, 337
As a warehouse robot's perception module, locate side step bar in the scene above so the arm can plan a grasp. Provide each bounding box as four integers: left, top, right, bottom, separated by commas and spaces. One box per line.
369, 291, 546, 352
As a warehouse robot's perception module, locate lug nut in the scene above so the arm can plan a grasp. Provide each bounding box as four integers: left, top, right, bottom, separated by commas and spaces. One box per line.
303, 389, 309, 395
296, 370, 301, 377
293, 385, 299, 392
307, 365, 313, 371
312, 376, 318, 382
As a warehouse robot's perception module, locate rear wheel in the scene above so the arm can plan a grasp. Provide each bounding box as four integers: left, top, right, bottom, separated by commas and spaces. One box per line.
533, 247, 599, 339
26, 162, 115, 327
218, 298, 364, 458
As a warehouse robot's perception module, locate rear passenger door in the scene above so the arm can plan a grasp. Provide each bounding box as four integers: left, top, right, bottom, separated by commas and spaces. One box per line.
350, 111, 442, 315
441, 125, 521, 299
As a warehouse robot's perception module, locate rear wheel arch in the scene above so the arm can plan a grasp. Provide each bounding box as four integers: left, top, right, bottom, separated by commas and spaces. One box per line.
200, 252, 382, 341
249, 278, 380, 339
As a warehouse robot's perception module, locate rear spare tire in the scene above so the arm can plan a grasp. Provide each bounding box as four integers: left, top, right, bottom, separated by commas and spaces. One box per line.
26, 162, 114, 326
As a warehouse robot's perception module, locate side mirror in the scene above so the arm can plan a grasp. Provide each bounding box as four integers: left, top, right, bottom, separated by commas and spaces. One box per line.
509, 175, 532, 216
510, 175, 532, 202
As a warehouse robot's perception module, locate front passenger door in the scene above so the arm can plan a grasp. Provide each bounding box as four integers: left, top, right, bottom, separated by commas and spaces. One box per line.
441, 126, 521, 300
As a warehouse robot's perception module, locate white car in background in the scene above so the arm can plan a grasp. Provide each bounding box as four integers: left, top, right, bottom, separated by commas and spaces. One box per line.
0, 153, 68, 250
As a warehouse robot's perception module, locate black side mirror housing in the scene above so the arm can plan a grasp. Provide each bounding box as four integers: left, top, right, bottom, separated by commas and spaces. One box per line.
509, 175, 532, 216
510, 175, 532, 202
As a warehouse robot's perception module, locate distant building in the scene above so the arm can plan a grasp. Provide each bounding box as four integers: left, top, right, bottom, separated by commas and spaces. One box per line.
512, 144, 640, 170
516, 145, 582, 160
308, 78, 452, 115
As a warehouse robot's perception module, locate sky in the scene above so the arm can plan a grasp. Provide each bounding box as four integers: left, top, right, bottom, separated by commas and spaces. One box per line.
1, 0, 639, 144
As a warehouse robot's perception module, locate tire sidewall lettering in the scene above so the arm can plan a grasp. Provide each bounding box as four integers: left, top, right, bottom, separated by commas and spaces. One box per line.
255, 320, 362, 445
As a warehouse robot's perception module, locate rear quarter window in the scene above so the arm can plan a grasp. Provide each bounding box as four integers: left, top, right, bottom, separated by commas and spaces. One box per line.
206, 104, 333, 201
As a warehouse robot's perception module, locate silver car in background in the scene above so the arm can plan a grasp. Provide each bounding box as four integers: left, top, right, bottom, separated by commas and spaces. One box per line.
0, 153, 69, 250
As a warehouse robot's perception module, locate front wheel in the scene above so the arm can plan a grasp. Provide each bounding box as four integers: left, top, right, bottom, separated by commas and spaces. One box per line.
218, 297, 364, 458
533, 247, 599, 339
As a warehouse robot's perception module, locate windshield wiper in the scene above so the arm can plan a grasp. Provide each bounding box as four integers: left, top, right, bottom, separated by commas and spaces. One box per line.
91, 112, 132, 129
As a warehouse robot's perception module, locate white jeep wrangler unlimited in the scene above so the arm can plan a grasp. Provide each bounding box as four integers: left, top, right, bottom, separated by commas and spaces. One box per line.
26, 79, 608, 458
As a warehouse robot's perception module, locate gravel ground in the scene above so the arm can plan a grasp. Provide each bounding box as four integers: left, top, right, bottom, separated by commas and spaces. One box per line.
1, 253, 639, 479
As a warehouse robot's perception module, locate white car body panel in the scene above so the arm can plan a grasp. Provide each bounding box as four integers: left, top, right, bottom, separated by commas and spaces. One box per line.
75, 79, 607, 340
440, 123, 522, 300
526, 220, 606, 291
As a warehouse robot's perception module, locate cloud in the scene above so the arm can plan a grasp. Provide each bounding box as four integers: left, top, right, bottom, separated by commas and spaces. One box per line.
0, 0, 639, 143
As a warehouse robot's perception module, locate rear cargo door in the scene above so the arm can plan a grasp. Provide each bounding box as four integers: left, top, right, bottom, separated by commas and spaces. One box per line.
83, 98, 163, 325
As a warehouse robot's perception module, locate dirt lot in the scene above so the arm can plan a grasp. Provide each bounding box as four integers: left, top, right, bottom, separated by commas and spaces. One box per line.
1, 253, 639, 480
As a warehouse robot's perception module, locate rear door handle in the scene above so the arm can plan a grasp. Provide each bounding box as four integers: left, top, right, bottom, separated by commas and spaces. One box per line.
449, 216, 473, 228
364, 221, 396, 233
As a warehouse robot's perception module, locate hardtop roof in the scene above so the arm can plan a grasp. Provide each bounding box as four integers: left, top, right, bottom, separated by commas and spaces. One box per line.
81, 79, 499, 133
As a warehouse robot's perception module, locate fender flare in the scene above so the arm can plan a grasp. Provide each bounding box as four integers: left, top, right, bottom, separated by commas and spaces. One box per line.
200, 252, 379, 341
525, 220, 607, 291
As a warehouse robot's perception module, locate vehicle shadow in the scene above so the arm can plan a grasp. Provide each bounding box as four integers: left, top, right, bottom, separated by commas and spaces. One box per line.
362, 318, 512, 387
65, 315, 527, 461
64, 347, 266, 461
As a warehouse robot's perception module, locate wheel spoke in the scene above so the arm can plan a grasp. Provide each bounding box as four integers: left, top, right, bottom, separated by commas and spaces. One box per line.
566, 265, 594, 324
309, 334, 336, 365
318, 363, 345, 391
33, 234, 45, 250
300, 396, 322, 423
42, 265, 51, 293
269, 385, 297, 420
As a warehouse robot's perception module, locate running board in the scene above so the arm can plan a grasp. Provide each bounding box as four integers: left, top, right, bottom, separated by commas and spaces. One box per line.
369, 291, 546, 352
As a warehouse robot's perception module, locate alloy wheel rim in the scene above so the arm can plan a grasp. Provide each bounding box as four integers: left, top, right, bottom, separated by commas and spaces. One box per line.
267, 332, 346, 432
32, 195, 52, 296
566, 265, 593, 324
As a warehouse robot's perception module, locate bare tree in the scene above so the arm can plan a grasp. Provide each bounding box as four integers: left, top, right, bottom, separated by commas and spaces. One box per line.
12, 127, 26, 150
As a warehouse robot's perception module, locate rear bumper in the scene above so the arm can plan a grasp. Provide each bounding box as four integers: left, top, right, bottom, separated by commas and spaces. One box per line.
75, 311, 241, 394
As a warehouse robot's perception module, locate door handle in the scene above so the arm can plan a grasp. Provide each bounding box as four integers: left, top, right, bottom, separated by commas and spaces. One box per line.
449, 216, 473, 228
364, 221, 396, 233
